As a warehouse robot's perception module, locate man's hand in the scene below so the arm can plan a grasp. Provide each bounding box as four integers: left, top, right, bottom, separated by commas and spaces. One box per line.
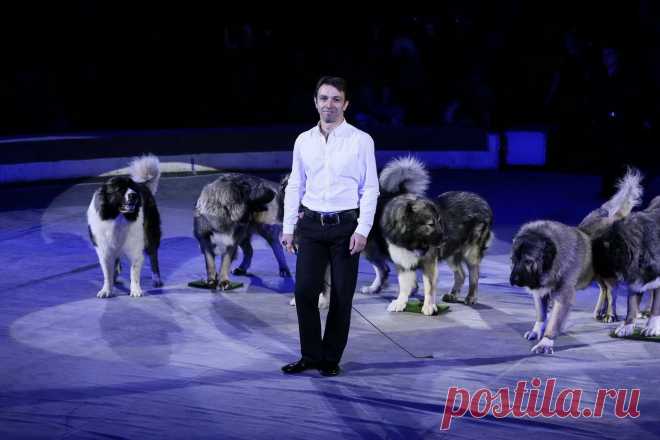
349, 233, 367, 255
281, 233, 296, 254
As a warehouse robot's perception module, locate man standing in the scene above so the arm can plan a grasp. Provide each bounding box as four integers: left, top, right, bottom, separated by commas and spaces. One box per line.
281, 76, 379, 376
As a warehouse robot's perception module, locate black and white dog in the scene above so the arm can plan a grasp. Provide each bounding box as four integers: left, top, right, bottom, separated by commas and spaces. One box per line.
87, 154, 162, 298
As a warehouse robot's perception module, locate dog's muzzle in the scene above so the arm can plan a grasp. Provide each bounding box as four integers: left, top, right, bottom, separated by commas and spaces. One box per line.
120, 189, 139, 213
510, 267, 539, 289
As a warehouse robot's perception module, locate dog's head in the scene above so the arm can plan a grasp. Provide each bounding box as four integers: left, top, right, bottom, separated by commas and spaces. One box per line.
383, 194, 444, 250
98, 176, 143, 219
510, 231, 556, 289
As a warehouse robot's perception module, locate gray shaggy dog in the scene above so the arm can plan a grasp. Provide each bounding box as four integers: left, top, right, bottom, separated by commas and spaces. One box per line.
578, 168, 644, 322
193, 173, 291, 290
593, 195, 660, 337
384, 189, 493, 316
436, 191, 493, 305
510, 221, 594, 354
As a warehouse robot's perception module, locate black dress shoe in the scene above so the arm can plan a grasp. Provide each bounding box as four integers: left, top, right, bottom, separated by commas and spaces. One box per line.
319, 362, 341, 377
281, 359, 318, 374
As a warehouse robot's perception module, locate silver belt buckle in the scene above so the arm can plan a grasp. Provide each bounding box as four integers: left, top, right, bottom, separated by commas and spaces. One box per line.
320, 212, 340, 226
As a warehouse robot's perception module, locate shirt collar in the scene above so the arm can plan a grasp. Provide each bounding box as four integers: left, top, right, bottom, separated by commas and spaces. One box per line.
314, 119, 350, 138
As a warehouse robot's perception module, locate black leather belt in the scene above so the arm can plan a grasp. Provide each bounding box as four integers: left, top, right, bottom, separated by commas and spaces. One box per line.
301, 206, 358, 226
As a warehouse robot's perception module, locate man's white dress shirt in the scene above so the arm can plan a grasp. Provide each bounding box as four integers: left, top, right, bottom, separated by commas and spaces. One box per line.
283, 120, 379, 237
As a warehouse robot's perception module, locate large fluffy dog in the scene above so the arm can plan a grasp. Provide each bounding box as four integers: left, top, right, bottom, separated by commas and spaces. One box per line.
87, 154, 162, 298
510, 221, 594, 354
384, 190, 493, 315
578, 168, 643, 322
593, 195, 660, 337
193, 173, 291, 290
360, 156, 431, 294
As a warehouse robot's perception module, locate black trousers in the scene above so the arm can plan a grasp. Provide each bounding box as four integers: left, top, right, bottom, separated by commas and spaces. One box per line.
294, 210, 360, 364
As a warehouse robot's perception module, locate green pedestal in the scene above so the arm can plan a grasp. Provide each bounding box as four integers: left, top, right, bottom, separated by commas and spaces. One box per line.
404, 300, 450, 316
609, 328, 660, 342
187, 280, 244, 291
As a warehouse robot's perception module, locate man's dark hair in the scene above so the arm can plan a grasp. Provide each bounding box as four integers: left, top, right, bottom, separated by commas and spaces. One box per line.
314, 76, 349, 101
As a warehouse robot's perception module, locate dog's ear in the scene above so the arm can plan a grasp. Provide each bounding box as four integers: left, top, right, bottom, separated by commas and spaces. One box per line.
97, 183, 119, 219
510, 253, 536, 287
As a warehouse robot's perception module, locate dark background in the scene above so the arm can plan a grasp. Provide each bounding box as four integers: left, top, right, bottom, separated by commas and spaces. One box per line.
2, 4, 660, 173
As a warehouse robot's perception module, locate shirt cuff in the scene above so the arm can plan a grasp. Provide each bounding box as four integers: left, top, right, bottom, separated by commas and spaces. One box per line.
355, 223, 371, 238
283, 224, 295, 235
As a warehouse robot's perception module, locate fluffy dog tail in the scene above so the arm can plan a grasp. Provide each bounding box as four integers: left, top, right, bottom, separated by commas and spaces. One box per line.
379, 156, 430, 196
129, 154, 161, 195
602, 167, 643, 219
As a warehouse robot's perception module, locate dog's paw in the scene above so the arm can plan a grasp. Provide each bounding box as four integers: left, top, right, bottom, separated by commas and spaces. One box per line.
232, 267, 248, 276
531, 337, 554, 354
464, 295, 477, 306
96, 288, 112, 299
362, 278, 388, 295
152, 274, 163, 288
614, 323, 635, 337
318, 294, 330, 309
524, 330, 539, 340
601, 313, 617, 323
129, 287, 143, 297
289, 296, 296, 306
280, 268, 292, 278
641, 316, 660, 337
524, 321, 545, 340
442, 293, 458, 303
361, 284, 381, 295
387, 299, 407, 312
421, 302, 437, 316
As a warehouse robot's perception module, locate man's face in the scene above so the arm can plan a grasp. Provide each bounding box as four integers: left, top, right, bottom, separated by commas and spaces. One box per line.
315, 84, 349, 124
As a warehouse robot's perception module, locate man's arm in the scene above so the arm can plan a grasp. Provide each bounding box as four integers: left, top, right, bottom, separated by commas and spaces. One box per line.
355, 134, 379, 239
283, 135, 306, 241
